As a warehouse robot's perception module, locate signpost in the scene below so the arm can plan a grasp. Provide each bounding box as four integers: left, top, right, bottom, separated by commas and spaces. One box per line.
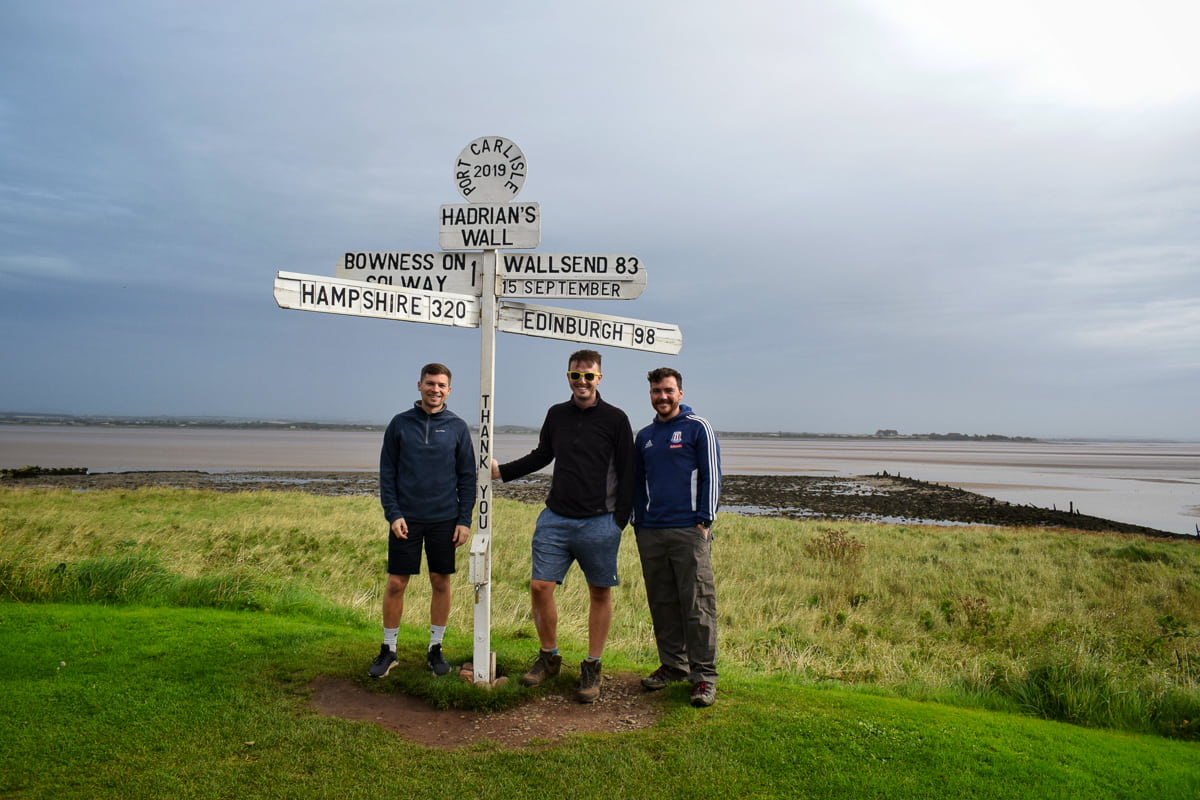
272, 137, 681, 687
471, 249, 499, 686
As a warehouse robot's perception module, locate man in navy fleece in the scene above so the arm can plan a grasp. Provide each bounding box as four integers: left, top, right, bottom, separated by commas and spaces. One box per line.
632, 366, 722, 707
369, 363, 475, 679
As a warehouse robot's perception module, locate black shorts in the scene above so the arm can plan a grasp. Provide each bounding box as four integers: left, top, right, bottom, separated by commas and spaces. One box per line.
387, 518, 458, 576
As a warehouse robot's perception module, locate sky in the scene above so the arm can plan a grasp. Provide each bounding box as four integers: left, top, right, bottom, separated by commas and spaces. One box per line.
2, 0, 1198, 440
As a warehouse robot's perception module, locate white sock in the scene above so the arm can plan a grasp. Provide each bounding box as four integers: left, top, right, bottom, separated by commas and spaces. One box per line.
383, 627, 399, 652
429, 624, 446, 649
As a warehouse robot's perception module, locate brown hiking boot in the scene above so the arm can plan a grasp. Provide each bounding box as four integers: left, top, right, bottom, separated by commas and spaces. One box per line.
577, 658, 602, 703
519, 650, 562, 687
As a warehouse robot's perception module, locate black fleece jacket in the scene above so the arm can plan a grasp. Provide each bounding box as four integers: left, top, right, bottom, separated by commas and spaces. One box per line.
498, 393, 634, 528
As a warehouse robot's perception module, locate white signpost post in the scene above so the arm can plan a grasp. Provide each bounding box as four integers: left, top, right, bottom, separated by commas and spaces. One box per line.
272, 137, 681, 686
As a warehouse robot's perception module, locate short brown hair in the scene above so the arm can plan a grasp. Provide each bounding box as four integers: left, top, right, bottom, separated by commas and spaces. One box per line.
569, 349, 602, 369
647, 367, 682, 388
420, 363, 452, 383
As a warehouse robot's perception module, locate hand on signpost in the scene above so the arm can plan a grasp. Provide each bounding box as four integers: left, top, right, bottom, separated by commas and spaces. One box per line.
490, 458, 500, 480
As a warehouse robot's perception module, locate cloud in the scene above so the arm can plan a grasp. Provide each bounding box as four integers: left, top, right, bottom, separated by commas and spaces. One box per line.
861, 0, 1200, 108
1, 1, 1198, 439
0, 253, 86, 282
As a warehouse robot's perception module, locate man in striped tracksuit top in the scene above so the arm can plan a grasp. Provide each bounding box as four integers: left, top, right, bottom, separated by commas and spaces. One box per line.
631, 367, 722, 707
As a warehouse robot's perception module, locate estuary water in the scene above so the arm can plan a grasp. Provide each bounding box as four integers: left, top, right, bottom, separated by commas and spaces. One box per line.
2, 425, 1198, 536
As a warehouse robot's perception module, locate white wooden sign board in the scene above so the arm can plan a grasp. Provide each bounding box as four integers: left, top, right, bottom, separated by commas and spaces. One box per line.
273, 271, 480, 328
454, 137, 527, 203
335, 252, 482, 295
497, 253, 647, 299
439, 202, 540, 250
333, 251, 645, 299
497, 300, 682, 354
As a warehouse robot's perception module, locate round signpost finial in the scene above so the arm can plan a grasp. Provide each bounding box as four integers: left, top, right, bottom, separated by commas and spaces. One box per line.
454, 137, 527, 203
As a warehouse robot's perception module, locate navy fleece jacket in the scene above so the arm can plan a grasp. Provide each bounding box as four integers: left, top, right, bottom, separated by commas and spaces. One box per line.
379, 402, 476, 526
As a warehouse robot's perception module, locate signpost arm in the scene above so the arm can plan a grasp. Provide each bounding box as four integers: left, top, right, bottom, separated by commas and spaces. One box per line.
469, 248, 498, 684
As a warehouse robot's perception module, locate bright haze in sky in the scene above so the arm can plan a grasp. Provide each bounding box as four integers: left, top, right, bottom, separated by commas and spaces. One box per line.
1, 0, 1198, 440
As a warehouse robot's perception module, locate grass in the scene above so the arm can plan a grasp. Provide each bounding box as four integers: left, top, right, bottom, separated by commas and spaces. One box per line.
1, 485, 1199, 796
3, 603, 1197, 800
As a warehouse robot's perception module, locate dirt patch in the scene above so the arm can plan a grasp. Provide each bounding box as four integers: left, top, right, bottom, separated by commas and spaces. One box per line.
308, 672, 663, 749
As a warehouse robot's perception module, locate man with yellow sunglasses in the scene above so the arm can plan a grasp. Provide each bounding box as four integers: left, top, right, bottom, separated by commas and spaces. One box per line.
492, 349, 634, 703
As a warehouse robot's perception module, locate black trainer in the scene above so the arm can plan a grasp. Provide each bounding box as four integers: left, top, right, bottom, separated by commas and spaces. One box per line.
368, 644, 398, 679
641, 664, 687, 691
427, 643, 451, 676
690, 680, 716, 707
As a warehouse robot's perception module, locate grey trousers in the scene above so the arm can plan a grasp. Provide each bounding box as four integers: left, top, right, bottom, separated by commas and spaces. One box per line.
634, 526, 718, 683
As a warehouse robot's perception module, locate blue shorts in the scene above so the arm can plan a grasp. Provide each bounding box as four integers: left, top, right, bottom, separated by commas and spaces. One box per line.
531, 508, 622, 587
387, 518, 457, 576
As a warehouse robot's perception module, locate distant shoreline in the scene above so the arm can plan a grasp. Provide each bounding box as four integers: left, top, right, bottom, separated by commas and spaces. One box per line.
7, 414, 1197, 444
1, 414, 1040, 442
